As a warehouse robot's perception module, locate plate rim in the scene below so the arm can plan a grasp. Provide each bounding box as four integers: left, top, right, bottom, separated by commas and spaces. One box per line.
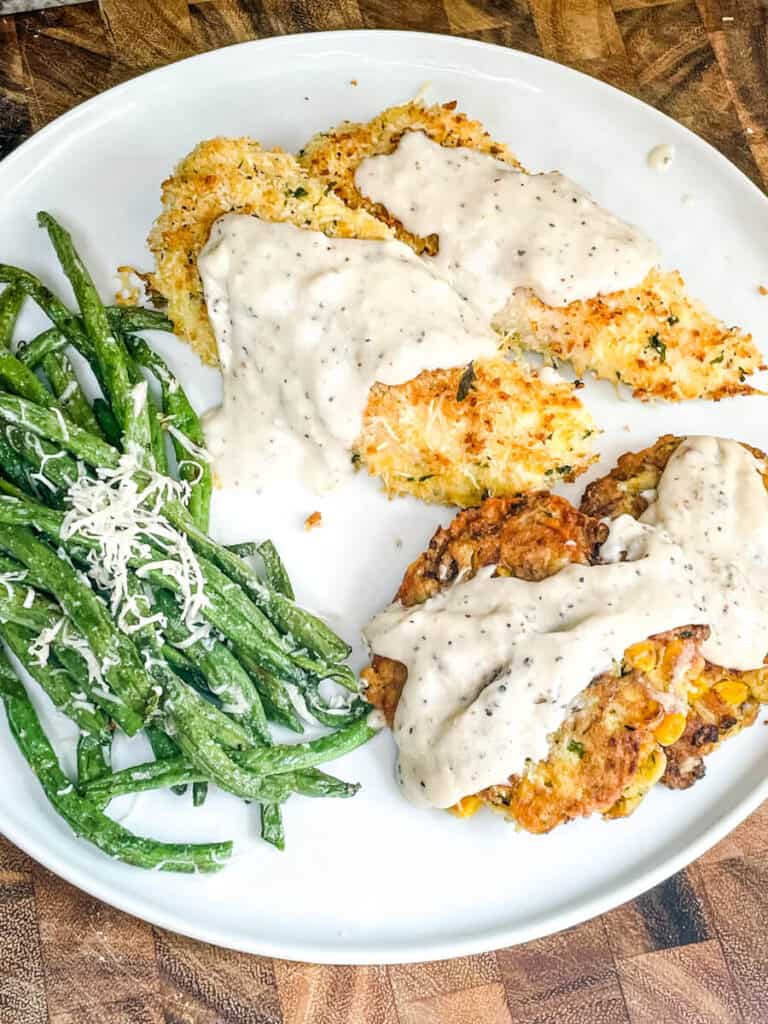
1, 27, 767, 965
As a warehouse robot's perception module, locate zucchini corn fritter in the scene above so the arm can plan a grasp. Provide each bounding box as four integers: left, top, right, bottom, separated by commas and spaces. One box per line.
148, 135, 595, 506
363, 437, 768, 834
300, 101, 764, 401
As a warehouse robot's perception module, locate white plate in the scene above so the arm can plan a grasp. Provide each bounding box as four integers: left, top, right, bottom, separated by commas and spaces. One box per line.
1, 30, 767, 965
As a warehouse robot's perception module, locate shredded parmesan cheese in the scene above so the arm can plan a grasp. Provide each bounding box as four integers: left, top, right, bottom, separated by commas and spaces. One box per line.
61, 452, 209, 642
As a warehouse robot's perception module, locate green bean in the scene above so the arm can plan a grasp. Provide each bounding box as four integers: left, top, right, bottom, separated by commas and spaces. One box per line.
155, 588, 270, 745
77, 733, 112, 810
3, 425, 82, 503
0, 266, 96, 361
0, 285, 24, 349
41, 347, 102, 435
117, 337, 165, 471
0, 432, 37, 494
0, 391, 120, 469
0, 489, 309, 700
141, 557, 308, 687
161, 644, 210, 690
192, 782, 208, 807
236, 715, 376, 775
118, 334, 157, 465
0, 348, 57, 407
166, 676, 298, 801
0, 660, 232, 872
178, 517, 350, 662
234, 652, 303, 733
92, 398, 122, 448
15, 307, 172, 372
83, 755, 357, 803
108, 306, 173, 334
0, 562, 54, 624
290, 769, 360, 799
0, 430, 319, 691
130, 628, 253, 752
125, 335, 211, 531
147, 392, 169, 474
37, 213, 152, 462
0, 572, 146, 736
227, 542, 258, 559
0, 621, 110, 739
145, 724, 187, 796
0, 396, 348, 675
257, 540, 294, 599
297, 684, 370, 729
77, 733, 111, 784
0, 525, 154, 726
13, 329, 103, 436
260, 803, 284, 850
85, 756, 205, 799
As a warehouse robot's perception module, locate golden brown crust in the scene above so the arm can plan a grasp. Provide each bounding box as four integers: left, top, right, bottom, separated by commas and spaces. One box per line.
147, 136, 392, 366
505, 269, 763, 402
148, 136, 595, 506
361, 493, 606, 729
301, 104, 763, 401
358, 357, 595, 508
365, 435, 768, 832
482, 628, 706, 834
662, 666, 761, 790
299, 100, 522, 256
395, 492, 605, 607
580, 434, 684, 521
581, 434, 768, 521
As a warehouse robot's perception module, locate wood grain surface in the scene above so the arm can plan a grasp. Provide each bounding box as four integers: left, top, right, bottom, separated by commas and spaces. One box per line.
1, 2, 768, 1021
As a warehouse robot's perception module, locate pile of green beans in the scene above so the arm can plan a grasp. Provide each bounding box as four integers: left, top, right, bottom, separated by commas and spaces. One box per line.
0, 213, 377, 870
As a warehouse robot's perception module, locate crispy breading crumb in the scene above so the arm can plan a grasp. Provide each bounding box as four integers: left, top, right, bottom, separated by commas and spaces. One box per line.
304, 511, 322, 530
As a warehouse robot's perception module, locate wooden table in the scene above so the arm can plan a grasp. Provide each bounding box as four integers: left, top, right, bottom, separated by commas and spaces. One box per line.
1, 2, 768, 1022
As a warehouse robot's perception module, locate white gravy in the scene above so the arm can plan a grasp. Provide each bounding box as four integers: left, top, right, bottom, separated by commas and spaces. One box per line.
198, 215, 497, 491
354, 131, 660, 312
647, 143, 676, 172
363, 437, 768, 809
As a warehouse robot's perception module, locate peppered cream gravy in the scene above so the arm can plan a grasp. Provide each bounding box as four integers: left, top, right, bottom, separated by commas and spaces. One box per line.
198, 215, 497, 491
363, 437, 768, 809
354, 131, 660, 313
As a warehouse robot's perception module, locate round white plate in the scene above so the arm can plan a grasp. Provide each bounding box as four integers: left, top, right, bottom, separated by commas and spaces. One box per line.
1, 30, 767, 965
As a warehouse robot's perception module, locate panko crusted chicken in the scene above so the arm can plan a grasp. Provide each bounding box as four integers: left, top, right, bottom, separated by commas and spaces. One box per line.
363, 438, 768, 833
147, 136, 595, 504
300, 101, 763, 400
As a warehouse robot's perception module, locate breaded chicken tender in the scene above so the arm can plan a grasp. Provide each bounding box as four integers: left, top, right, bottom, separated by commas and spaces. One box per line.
300, 102, 763, 401
148, 137, 392, 367
362, 493, 711, 833
298, 99, 523, 257
148, 137, 595, 505
359, 358, 595, 507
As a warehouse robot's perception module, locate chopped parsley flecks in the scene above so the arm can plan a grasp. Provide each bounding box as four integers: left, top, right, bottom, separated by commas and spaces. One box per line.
646, 333, 667, 362
456, 361, 477, 402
